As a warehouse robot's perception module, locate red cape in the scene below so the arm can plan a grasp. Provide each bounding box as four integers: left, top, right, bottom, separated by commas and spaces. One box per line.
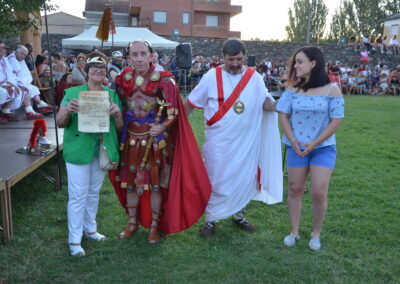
109, 68, 211, 234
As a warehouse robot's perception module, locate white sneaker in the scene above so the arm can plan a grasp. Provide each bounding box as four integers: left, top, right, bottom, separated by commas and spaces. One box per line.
283, 235, 300, 247
38, 136, 52, 145
69, 244, 85, 256
309, 236, 321, 251
84, 231, 107, 241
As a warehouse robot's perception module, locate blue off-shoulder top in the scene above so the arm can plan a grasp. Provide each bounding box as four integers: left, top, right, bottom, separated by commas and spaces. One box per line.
276, 90, 345, 149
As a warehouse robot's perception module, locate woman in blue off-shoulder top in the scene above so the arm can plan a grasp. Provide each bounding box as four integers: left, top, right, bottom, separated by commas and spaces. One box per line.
276, 46, 344, 251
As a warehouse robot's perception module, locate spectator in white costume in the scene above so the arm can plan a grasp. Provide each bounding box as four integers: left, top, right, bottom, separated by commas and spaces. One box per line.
0, 41, 44, 121
7, 45, 53, 116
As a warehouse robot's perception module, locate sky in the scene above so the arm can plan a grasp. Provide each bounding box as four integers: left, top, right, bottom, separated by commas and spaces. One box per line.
47, 0, 342, 40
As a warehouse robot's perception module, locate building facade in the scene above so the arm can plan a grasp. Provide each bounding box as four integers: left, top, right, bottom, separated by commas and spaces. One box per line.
84, 0, 241, 38
41, 12, 85, 35
383, 13, 400, 45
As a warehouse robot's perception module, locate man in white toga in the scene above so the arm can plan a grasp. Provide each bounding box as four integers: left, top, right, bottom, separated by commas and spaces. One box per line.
8, 45, 54, 116
184, 38, 283, 237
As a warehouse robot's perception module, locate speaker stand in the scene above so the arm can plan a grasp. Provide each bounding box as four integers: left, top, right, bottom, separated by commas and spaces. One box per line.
178, 69, 190, 97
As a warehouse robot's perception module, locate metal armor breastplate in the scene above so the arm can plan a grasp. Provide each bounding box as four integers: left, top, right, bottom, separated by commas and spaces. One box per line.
127, 91, 158, 119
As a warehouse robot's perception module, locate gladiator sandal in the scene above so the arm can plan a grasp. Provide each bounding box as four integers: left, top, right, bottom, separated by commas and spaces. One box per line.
119, 205, 138, 239
148, 211, 161, 244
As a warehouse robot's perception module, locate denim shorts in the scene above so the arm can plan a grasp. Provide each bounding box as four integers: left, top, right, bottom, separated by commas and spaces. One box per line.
286, 145, 337, 169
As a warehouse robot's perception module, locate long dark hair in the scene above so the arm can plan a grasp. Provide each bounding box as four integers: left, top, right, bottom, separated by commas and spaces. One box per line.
35, 54, 47, 67
59, 72, 71, 84
287, 46, 330, 92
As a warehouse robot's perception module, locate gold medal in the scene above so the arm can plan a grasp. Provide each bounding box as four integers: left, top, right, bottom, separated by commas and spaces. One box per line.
233, 101, 245, 114
149, 71, 160, 81
135, 75, 144, 86
128, 101, 135, 110
124, 72, 132, 81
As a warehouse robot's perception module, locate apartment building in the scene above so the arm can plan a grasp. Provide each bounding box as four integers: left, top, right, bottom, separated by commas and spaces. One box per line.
84, 0, 242, 38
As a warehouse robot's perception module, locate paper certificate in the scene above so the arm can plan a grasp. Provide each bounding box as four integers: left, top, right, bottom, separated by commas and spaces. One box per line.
78, 91, 110, 133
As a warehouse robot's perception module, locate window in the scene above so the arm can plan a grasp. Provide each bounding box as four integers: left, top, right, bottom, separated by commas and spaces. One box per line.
154, 11, 167, 24
205, 15, 218, 27
182, 13, 190, 25
390, 25, 398, 35
131, 17, 138, 26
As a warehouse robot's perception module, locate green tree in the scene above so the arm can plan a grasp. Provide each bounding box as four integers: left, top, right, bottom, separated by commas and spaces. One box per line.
0, 0, 55, 38
329, 6, 355, 43
329, 0, 390, 42
382, 0, 400, 15
343, 0, 386, 36
286, 0, 328, 43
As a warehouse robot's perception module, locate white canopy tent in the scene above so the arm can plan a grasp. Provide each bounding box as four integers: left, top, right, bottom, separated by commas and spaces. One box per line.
62, 26, 179, 50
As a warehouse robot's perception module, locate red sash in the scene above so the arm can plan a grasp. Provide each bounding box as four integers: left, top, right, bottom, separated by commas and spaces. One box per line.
207, 67, 255, 126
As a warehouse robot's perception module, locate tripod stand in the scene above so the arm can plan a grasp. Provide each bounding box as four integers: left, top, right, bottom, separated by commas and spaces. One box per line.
178, 69, 190, 97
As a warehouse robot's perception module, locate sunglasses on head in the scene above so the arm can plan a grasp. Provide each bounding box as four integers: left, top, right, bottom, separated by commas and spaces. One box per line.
128, 40, 153, 53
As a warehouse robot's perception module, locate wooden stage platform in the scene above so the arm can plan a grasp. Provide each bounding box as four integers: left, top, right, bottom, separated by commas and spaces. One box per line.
0, 115, 63, 243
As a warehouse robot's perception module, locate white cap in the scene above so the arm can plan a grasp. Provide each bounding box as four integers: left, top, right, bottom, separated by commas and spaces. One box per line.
112, 50, 123, 57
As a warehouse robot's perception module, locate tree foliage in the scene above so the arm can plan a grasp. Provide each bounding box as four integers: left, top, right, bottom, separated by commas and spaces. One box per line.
346, 0, 386, 35
285, 0, 328, 43
383, 0, 400, 14
0, 0, 55, 39
330, 8, 346, 42
329, 0, 400, 42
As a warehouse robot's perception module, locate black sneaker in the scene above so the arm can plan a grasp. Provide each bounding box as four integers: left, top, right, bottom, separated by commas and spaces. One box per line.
199, 221, 216, 237
233, 218, 256, 232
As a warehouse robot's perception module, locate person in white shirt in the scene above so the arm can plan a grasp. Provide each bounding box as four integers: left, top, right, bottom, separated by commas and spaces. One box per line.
381, 65, 391, 76
361, 65, 371, 77
389, 35, 399, 54
152, 51, 164, 71
264, 56, 272, 69
362, 35, 372, 52
347, 72, 359, 94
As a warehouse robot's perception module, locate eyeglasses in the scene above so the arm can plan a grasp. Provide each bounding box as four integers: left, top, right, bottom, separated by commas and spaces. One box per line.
89, 66, 107, 72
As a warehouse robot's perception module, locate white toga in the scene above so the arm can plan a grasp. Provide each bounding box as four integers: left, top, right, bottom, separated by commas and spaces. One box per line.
7, 52, 40, 99
188, 67, 283, 221
0, 57, 24, 109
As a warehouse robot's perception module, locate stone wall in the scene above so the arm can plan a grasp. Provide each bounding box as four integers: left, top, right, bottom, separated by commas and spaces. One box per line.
42, 34, 73, 53
167, 37, 400, 69
5, 35, 399, 69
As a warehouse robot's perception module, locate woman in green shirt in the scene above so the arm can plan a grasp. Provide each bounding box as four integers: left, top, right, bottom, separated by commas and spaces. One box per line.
56, 51, 123, 256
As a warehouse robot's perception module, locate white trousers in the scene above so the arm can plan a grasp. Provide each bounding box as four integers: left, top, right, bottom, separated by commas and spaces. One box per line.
0, 87, 24, 110
25, 84, 40, 99
0, 88, 8, 104
66, 158, 105, 244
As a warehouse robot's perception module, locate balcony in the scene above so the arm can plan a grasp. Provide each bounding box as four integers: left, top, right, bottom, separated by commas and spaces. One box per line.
228, 31, 241, 38
193, 0, 242, 16
193, 24, 241, 38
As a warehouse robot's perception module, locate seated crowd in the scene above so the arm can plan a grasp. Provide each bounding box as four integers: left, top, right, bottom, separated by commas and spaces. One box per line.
255, 56, 399, 96
2, 40, 399, 124
348, 34, 399, 55
334, 62, 400, 95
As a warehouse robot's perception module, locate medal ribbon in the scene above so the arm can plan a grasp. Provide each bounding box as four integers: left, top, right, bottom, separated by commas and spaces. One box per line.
207, 66, 255, 126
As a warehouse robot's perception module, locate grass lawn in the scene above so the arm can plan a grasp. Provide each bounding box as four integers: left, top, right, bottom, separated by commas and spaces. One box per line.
0, 95, 399, 283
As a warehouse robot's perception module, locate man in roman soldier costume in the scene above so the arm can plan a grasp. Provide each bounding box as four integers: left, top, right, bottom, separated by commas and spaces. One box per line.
109, 40, 211, 243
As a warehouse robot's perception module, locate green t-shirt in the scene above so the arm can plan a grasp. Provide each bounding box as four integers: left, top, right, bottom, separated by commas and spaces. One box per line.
61, 84, 122, 165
